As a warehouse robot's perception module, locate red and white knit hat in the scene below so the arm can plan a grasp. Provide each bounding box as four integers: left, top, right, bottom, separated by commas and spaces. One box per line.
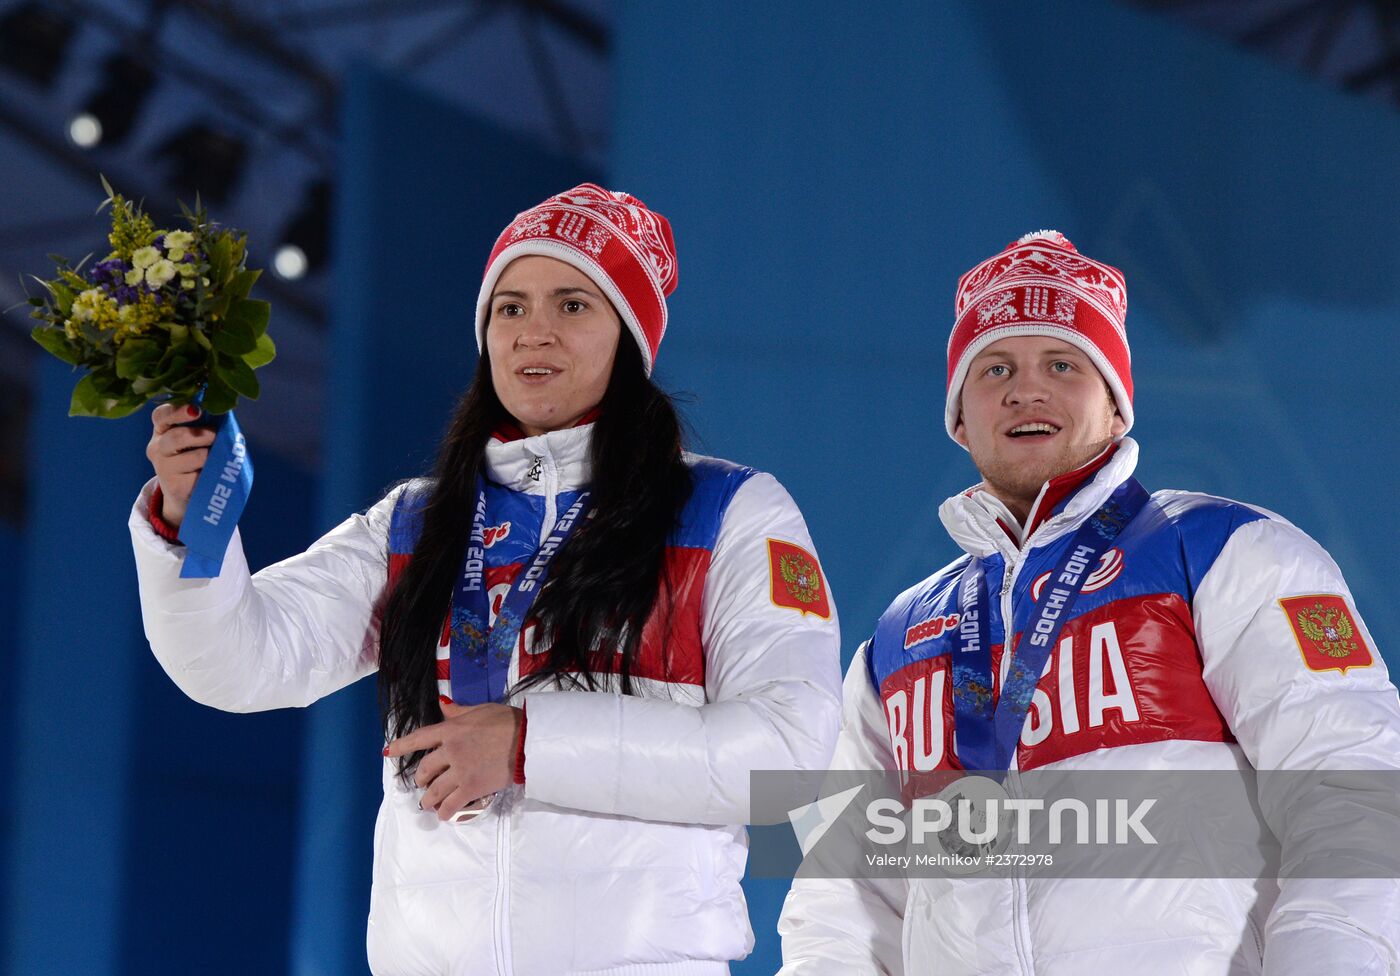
475, 183, 678, 374
945, 230, 1132, 440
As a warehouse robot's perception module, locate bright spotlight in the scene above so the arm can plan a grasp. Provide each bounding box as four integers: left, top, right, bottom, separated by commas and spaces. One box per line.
274, 244, 308, 281
68, 112, 103, 148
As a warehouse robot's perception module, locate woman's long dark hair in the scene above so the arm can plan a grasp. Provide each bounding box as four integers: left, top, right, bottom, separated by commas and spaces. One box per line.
376, 337, 692, 777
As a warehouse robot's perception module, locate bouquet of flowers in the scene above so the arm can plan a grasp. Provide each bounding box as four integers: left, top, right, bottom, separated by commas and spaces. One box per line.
28, 178, 274, 418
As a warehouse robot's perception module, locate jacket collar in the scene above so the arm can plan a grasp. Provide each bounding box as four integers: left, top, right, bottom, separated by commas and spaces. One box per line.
939, 437, 1141, 560
483, 422, 593, 494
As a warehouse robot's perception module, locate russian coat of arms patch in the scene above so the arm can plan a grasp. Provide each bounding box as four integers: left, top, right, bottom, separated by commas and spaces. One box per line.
1280, 594, 1373, 674
767, 539, 830, 619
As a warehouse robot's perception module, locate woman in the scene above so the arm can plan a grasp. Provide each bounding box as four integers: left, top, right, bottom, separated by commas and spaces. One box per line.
132, 184, 843, 975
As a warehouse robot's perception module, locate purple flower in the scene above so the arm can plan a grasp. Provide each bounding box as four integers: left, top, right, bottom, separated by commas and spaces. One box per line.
87, 257, 129, 287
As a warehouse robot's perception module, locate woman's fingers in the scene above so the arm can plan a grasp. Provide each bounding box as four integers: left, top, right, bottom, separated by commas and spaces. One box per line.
151, 402, 202, 434
419, 766, 459, 814
165, 449, 210, 477
414, 747, 451, 790
435, 787, 489, 823
153, 426, 216, 457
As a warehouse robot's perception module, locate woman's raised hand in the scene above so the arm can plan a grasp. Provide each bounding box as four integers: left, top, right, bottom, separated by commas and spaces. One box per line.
145, 403, 216, 528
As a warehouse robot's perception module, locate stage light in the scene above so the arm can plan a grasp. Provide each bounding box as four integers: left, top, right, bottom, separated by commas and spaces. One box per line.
68, 112, 102, 148
70, 53, 155, 149
0, 3, 75, 88
273, 180, 331, 280
155, 123, 248, 203
273, 244, 308, 281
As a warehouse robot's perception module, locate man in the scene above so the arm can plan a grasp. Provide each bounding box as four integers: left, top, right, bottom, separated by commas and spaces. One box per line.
777, 231, 1400, 974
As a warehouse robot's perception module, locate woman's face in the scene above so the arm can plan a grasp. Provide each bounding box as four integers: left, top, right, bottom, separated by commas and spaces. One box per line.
487, 255, 623, 436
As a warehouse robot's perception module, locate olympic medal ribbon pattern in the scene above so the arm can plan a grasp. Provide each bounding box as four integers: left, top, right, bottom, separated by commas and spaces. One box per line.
448, 479, 592, 705
176, 406, 253, 579
952, 478, 1150, 773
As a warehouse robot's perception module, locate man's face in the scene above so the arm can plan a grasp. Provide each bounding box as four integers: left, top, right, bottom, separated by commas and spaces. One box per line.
953, 336, 1126, 509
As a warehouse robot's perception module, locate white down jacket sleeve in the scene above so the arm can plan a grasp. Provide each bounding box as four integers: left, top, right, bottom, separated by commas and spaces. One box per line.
1194, 516, 1400, 976
129, 478, 398, 711
776, 641, 908, 975
520, 472, 844, 825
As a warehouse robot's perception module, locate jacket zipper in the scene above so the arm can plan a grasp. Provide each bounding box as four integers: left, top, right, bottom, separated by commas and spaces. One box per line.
492, 792, 514, 975
998, 552, 1036, 976
493, 447, 556, 975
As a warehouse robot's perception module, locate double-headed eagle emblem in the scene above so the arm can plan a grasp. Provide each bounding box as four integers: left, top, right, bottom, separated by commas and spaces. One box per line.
1295, 601, 1357, 658
779, 553, 822, 605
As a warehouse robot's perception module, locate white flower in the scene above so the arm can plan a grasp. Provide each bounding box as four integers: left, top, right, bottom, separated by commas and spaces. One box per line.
164, 230, 194, 252
177, 261, 197, 278
181, 278, 195, 290
168, 248, 186, 262
145, 259, 178, 288
131, 246, 160, 270
125, 268, 144, 286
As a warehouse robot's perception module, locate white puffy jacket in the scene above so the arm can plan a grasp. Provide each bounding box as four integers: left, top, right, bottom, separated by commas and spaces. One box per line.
778, 437, 1400, 975
130, 423, 843, 975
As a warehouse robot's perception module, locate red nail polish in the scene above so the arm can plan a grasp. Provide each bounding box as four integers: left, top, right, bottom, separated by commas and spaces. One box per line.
187, 405, 198, 417
382, 746, 390, 757
439, 695, 453, 705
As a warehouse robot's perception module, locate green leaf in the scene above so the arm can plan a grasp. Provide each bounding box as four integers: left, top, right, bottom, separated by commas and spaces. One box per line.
214, 354, 260, 400
211, 308, 256, 355
52, 281, 75, 318
228, 299, 271, 337
88, 368, 123, 396
201, 374, 238, 415
208, 233, 232, 286
31, 325, 82, 365
243, 332, 276, 369
115, 338, 161, 379
191, 328, 213, 351
69, 373, 103, 416
93, 394, 145, 420
226, 268, 261, 302
203, 290, 232, 322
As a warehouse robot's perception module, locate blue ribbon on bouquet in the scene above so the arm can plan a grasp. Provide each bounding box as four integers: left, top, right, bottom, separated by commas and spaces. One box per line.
176, 407, 254, 579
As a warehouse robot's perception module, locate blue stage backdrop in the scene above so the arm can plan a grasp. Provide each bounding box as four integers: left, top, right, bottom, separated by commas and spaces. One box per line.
4, 360, 313, 975
609, 1, 1400, 971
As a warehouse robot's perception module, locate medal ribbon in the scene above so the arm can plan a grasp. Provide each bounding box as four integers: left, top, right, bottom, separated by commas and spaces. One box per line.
951, 477, 1149, 772
178, 408, 253, 579
448, 478, 592, 705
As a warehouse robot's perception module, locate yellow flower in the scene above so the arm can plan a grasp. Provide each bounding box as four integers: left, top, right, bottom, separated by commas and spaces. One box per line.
168, 249, 186, 262
177, 261, 197, 278
145, 259, 178, 289
70, 288, 103, 322
126, 268, 143, 286
68, 288, 122, 336
131, 246, 160, 270
164, 230, 194, 252
181, 278, 195, 290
